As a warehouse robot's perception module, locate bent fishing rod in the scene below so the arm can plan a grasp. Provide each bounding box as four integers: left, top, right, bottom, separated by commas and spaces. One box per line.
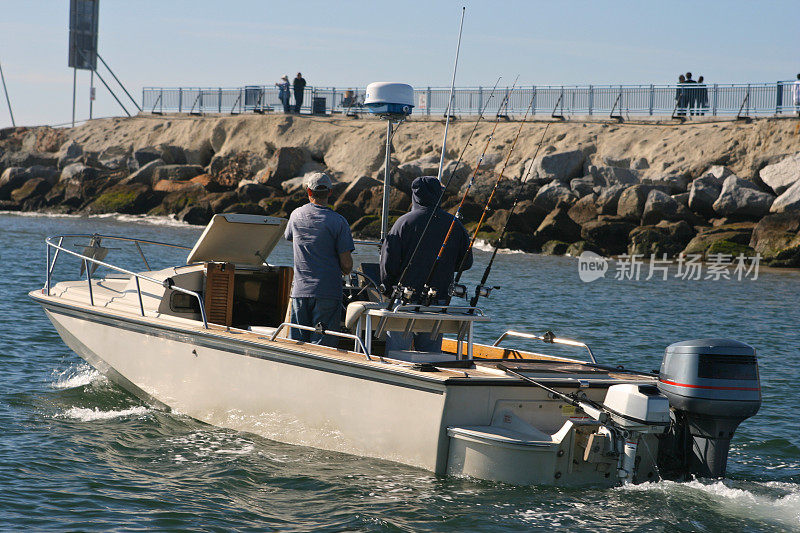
451, 90, 537, 294
387, 77, 503, 305
469, 122, 551, 308
416, 76, 521, 304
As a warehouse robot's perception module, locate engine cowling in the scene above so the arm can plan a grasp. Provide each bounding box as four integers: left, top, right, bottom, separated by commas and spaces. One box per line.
657, 338, 761, 478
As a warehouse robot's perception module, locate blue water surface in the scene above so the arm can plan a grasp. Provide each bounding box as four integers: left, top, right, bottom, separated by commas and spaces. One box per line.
1, 212, 798, 532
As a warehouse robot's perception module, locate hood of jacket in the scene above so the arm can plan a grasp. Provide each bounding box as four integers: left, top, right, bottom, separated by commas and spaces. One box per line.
411, 176, 442, 209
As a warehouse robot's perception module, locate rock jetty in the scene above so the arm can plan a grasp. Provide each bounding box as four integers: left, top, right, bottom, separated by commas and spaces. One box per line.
1, 114, 799, 267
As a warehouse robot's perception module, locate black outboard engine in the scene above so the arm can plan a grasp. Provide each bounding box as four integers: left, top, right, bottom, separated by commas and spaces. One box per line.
657, 339, 761, 478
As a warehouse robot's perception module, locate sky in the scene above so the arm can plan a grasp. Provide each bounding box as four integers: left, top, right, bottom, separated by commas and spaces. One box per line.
0, 0, 798, 128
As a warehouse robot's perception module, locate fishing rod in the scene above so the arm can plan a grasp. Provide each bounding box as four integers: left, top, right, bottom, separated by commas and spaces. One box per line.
451, 89, 537, 292
387, 76, 502, 305
417, 76, 521, 304
469, 122, 551, 308
437, 6, 465, 184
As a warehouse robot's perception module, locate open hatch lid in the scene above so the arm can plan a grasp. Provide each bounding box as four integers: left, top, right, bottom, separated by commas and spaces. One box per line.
186, 214, 287, 266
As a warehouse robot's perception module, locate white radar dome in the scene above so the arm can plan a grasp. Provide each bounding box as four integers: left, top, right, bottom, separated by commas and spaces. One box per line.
364, 82, 414, 116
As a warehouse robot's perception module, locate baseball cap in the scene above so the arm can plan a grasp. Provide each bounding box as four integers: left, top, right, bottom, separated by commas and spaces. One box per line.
305, 172, 333, 191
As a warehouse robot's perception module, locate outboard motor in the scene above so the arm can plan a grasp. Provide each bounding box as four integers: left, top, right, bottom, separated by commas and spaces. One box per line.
657, 339, 761, 478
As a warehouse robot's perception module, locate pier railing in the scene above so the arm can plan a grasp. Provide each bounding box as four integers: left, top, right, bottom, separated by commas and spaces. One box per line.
142, 81, 799, 118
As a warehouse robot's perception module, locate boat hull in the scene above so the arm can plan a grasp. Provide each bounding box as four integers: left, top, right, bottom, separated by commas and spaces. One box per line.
35, 294, 656, 487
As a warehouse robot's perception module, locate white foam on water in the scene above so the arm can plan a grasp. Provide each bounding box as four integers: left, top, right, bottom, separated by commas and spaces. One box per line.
51, 364, 103, 389
1, 210, 193, 228
61, 406, 150, 421
88, 213, 191, 228
620, 479, 800, 528
473, 239, 527, 254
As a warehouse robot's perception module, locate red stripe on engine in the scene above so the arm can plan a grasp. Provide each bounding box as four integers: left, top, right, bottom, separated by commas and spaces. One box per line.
659, 378, 760, 391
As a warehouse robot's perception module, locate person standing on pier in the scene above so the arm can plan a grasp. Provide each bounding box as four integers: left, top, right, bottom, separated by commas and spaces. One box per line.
293, 73, 307, 114
276, 75, 291, 113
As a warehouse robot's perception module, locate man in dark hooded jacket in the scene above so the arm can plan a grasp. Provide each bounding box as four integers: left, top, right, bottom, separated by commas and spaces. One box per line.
380, 175, 473, 352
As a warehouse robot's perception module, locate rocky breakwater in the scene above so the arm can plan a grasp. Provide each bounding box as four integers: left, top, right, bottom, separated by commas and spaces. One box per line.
1, 115, 799, 267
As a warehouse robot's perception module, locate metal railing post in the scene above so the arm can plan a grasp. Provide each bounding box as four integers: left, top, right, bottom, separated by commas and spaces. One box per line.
478, 86, 482, 114
160, 89, 163, 114
712, 84, 718, 116
648, 84, 654, 115
588, 85, 593, 116
218, 88, 222, 113
426, 86, 431, 116
45, 243, 51, 295
178, 88, 182, 113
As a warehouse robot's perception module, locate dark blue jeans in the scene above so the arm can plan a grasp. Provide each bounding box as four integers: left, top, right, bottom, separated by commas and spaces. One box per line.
290, 297, 341, 347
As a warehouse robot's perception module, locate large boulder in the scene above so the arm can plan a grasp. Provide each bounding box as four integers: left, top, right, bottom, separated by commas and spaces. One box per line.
133, 147, 162, 168
257, 147, 307, 187
641, 189, 691, 225
152, 164, 204, 182
687, 175, 723, 217
616, 185, 653, 221
237, 182, 272, 204
570, 176, 597, 198
210, 151, 267, 187
335, 175, 381, 205
0, 150, 58, 170
0, 167, 28, 199
712, 176, 775, 218
57, 140, 83, 169
532, 150, 585, 182
641, 174, 689, 194
178, 204, 213, 226
534, 207, 582, 243
121, 159, 164, 186
10, 177, 52, 207
156, 144, 187, 165
596, 184, 626, 215
580, 216, 637, 256
532, 181, 577, 212
769, 180, 800, 214
682, 223, 755, 258
628, 221, 694, 258
749, 212, 800, 259
567, 193, 598, 225
628, 226, 678, 258
759, 152, 800, 195
97, 145, 130, 170
84, 183, 153, 214
0, 166, 59, 200
587, 165, 640, 187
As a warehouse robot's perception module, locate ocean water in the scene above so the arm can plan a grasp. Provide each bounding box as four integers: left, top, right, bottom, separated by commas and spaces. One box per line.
1, 212, 798, 532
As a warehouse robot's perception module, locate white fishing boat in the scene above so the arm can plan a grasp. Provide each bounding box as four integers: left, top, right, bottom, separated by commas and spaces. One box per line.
30, 81, 761, 488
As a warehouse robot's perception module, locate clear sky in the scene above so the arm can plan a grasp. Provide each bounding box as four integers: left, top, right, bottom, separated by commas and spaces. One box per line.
0, 0, 797, 128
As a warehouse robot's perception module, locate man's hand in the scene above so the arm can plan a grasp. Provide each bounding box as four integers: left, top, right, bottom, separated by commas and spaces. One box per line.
339, 251, 353, 275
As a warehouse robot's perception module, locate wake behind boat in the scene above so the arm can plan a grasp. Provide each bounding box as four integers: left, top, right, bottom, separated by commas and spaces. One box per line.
30, 210, 761, 487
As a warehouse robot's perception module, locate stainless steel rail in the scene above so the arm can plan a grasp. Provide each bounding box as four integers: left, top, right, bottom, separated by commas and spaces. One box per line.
269, 322, 371, 360
492, 330, 597, 364
43, 234, 208, 328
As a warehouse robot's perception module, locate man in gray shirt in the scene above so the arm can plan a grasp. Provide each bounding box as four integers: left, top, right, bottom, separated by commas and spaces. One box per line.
284, 172, 354, 346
